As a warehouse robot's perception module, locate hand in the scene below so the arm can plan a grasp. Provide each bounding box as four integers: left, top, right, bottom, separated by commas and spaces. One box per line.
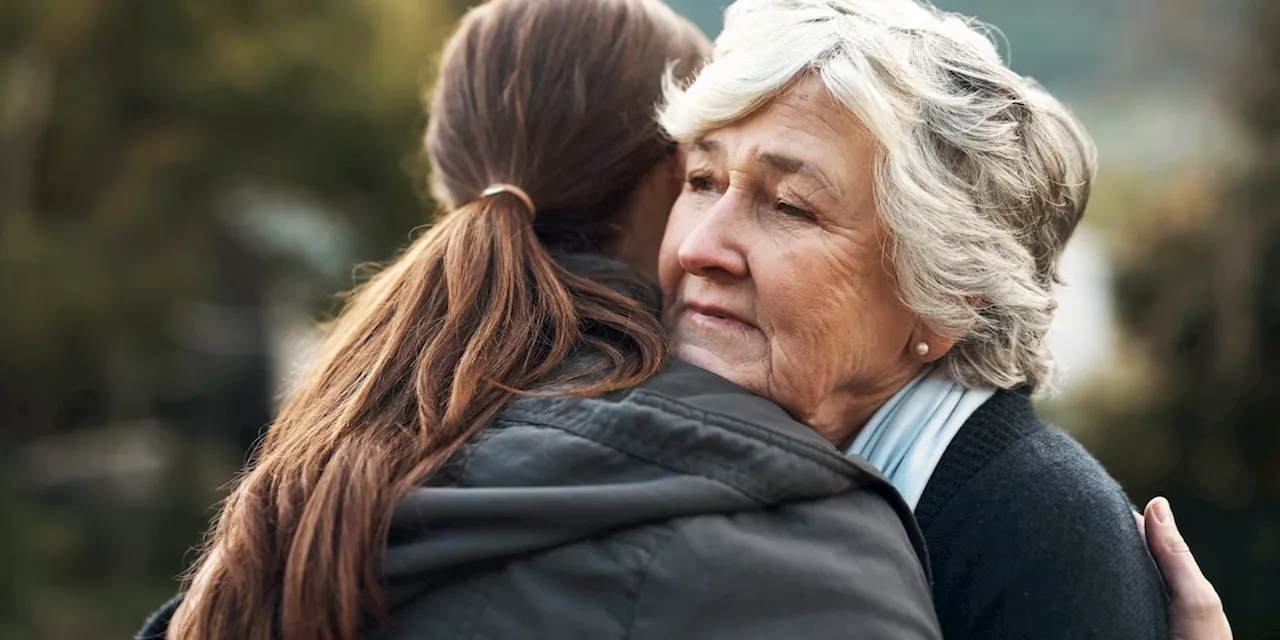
1134, 497, 1232, 640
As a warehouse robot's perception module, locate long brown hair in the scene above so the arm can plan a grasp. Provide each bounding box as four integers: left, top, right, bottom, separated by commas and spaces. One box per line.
171, 1, 708, 638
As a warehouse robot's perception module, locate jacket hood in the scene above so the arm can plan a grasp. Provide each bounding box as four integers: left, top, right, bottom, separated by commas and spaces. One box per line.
379, 360, 907, 608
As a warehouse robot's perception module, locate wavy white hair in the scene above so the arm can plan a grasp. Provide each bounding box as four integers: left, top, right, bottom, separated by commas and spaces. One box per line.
660, 0, 1095, 392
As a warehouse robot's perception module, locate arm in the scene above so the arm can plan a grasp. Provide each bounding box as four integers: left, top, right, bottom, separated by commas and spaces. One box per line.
135, 594, 182, 640
628, 489, 940, 640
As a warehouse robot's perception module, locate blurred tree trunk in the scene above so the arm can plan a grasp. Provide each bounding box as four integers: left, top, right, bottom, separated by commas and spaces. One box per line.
0, 49, 53, 226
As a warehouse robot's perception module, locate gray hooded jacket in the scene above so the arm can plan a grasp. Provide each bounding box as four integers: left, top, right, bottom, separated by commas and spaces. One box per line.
138, 259, 940, 640
379, 359, 938, 639
139, 362, 940, 639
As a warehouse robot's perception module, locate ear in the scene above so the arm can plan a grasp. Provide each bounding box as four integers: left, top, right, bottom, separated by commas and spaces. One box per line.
908, 326, 959, 364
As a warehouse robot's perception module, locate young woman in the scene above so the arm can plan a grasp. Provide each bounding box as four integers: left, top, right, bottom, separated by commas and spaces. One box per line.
139, 1, 940, 638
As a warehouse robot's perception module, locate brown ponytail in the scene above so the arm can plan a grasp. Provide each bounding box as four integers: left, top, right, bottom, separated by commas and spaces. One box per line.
171, 1, 708, 639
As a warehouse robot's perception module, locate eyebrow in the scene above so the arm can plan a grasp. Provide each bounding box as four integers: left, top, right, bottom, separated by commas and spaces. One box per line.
690, 138, 721, 155
758, 151, 840, 198
689, 138, 839, 198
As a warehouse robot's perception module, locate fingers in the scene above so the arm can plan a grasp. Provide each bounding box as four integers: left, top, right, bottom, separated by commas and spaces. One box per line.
1143, 497, 1233, 640
1134, 509, 1146, 544
1144, 498, 1201, 592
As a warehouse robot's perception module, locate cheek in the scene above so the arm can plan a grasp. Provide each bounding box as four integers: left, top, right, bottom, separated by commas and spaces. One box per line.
830, 270, 913, 374
756, 241, 909, 380
757, 264, 851, 365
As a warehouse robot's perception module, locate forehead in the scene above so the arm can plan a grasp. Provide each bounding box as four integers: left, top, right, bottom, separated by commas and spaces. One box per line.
691, 76, 877, 198
755, 76, 864, 145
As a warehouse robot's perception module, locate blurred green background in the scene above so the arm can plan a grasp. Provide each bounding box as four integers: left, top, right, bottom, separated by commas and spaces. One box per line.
1, 0, 1276, 638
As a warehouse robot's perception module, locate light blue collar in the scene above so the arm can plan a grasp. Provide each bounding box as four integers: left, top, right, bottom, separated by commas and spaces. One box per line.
845, 365, 995, 510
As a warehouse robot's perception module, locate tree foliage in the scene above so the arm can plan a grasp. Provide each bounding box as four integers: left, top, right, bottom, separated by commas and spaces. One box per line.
0, 1, 456, 637
1095, 1, 1280, 635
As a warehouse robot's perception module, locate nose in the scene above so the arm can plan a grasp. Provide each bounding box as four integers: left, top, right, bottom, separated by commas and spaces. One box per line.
676, 188, 750, 281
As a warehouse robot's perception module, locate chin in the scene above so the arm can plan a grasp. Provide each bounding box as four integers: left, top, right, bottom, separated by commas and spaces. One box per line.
671, 342, 764, 394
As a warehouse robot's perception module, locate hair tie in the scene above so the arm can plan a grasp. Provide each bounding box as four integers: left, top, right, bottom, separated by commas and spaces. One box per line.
480, 183, 536, 219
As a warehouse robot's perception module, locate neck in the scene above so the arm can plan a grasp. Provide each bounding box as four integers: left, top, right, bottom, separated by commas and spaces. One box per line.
806, 362, 924, 449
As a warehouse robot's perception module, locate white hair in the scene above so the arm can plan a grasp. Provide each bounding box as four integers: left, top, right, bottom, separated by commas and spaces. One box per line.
660, 0, 1096, 392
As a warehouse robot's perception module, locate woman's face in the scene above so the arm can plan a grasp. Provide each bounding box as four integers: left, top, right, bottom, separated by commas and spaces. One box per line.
658, 76, 940, 443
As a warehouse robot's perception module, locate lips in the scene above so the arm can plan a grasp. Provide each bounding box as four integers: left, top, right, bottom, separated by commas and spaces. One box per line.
682, 300, 756, 331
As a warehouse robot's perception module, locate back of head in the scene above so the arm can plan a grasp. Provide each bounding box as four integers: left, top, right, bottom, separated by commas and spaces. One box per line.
662, 0, 1095, 392
172, 2, 708, 640
429, 0, 707, 252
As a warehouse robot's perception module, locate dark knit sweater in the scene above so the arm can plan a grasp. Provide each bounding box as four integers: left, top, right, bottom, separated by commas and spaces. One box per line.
916, 388, 1170, 639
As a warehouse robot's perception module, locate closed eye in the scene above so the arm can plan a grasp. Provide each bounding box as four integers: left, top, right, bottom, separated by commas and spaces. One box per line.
776, 201, 815, 220
687, 175, 717, 193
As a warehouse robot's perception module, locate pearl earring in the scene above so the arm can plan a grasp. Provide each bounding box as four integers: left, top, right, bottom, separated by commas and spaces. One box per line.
915, 342, 930, 357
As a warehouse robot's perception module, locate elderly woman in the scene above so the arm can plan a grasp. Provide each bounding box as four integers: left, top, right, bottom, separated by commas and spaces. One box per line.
657, 0, 1170, 636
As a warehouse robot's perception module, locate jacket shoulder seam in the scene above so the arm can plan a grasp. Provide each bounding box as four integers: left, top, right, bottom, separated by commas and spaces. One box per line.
627, 389, 863, 472
490, 416, 769, 503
